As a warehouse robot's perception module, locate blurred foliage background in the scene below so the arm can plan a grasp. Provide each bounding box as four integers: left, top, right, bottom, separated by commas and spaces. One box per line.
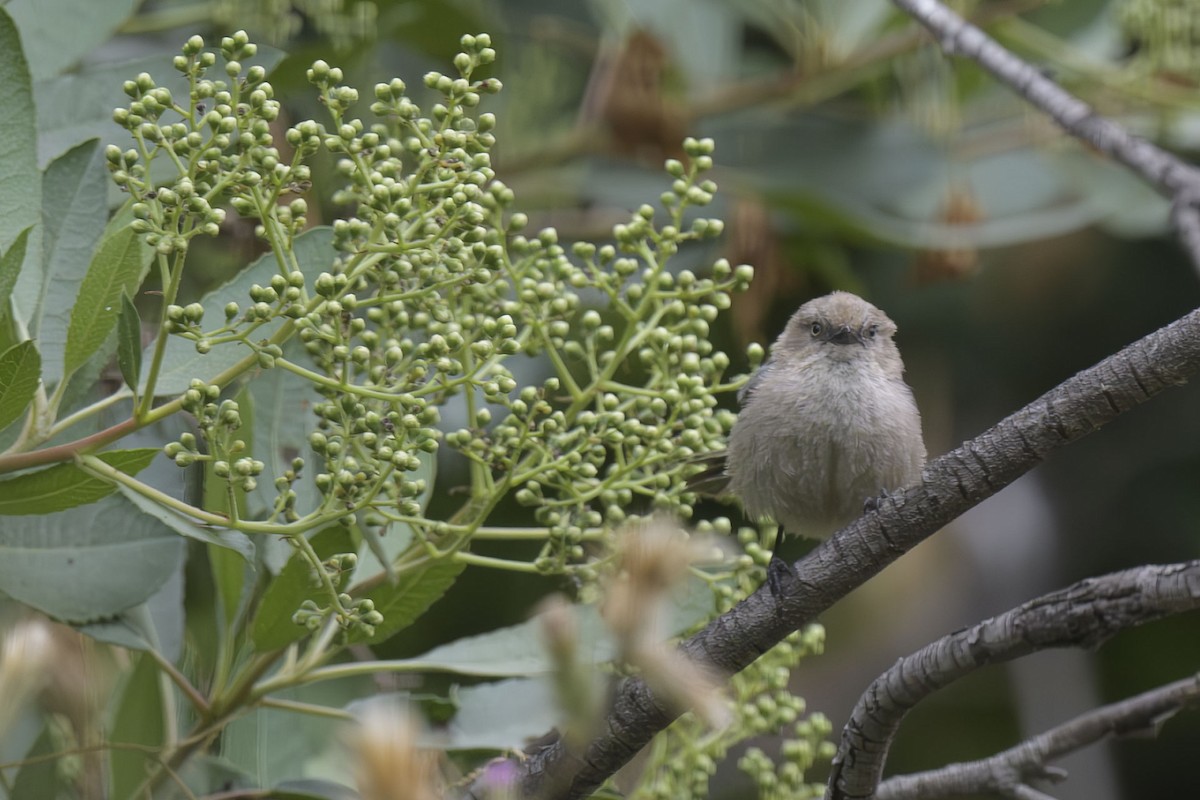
6, 0, 1200, 797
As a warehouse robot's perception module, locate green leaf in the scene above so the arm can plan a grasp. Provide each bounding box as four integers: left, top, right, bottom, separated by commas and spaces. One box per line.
148, 227, 334, 396
63, 225, 149, 379
0, 340, 40, 433
0, 492, 184, 622
116, 292, 142, 392
79, 589, 184, 660
251, 527, 356, 651
211, 541, 251, 634
0, 7, 43, 325
244, 339, 323, 520
115, 484, 253, 558
0, 226, 31, 320
35, 139, 111, 382
350, 549, 466, 645
77, 612, 153, 652
223, 673, 375, 787
0, 447, 157, 515
363, 577, 715, 676
396, 604, 616, 677
11, 726, 74, 798
4, 0, 138, 82
108, 652, 164, 800
443, 678, 561, 750
346, 679, 561, 752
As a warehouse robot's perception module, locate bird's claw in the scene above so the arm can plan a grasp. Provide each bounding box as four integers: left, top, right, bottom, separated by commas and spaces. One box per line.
862, 487, 894, 515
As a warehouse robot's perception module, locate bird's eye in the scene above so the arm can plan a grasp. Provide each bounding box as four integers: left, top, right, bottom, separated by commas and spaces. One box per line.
866, 325, 878, 339
810, 322, 823, 337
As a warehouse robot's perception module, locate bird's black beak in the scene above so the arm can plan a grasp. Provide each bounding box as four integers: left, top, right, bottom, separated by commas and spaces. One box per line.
827, 326, 860, 345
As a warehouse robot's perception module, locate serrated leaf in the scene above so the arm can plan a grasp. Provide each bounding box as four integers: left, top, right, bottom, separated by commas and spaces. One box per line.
36, 139, 111, 383
0, 340, 40, 433
0, 226, 31, 320
63, 225, 148, 378
350, 550, 466, 645
252, 527, 356, 651
0, 492, 184, 622
0, 447, 157, 515
116, 292, 141, 392
0, 7, 43, 323
148, 227, 334, 396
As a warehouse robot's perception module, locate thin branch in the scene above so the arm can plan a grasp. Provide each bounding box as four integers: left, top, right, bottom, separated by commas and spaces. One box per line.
890, 0, 1200, 271
871, 674, 1200, 800
829, 561, 1200, 798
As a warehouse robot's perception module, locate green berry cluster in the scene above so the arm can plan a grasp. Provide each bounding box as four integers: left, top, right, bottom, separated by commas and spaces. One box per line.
288, 551, 386, 637
167, 379, 264, 493
109, 32, 305, 258
122, 31, 766, 638
1119, 0, 1200, 79
629, 625, 830, 800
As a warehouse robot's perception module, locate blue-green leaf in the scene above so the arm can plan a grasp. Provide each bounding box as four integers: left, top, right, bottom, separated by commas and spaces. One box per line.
0, 227, 31, 321
0, 7, 42, 325
63, 225, 149, 379
4, 0, 138, 81
0, 340, 40, 433
36, 139, 110, 382
252, 527, 355, 652
116, 293, 142, 393
0, 492, 184, 623
0, 448, 158, 515
147, 227, 334, 396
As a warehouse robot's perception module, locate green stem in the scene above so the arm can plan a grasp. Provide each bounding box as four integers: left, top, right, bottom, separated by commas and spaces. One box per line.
138, 250, 189, 417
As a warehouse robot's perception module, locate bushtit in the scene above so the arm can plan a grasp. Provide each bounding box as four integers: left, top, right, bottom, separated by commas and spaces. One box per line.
692, 291, 925, 592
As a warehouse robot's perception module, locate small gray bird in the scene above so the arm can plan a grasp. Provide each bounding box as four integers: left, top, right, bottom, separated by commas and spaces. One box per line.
691, 291, 926, 592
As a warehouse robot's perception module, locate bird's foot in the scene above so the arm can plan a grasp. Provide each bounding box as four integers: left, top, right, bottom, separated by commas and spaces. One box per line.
862, 487, 894, 515
766, 554, 796, 602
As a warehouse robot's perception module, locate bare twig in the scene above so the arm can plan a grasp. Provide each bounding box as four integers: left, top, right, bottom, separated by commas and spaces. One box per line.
890, 0, 1200, 272
871, 674, 1200, 800
829, 562, 1200, 798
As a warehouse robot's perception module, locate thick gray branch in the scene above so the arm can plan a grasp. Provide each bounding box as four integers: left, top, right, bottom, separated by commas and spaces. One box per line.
491, 302, 1200, 800
872, 674, 1200, 800
829, 561, 1200, 799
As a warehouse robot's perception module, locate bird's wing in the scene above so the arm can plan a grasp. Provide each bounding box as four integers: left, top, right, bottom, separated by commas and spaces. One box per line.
737, 356, 774, 407
687, 360, 773, 496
